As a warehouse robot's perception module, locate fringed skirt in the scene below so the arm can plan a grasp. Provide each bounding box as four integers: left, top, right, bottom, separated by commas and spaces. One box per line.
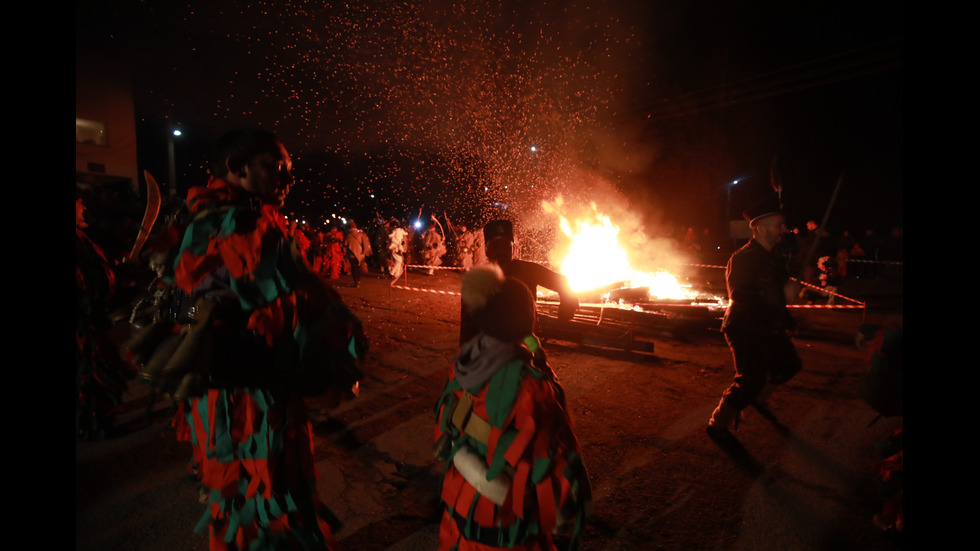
185, 388, 342, 551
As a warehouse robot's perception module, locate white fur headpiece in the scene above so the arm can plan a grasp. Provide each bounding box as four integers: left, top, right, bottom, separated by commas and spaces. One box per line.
461, 264, 505, 312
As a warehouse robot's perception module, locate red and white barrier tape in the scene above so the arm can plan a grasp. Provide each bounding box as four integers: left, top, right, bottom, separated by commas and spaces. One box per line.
684, 263, 866, 307
390, 284, 460, 296
787, 304, 865, 309
790, 277, 865, 306
387, 264, 868, 308
404, 264, 466, 271
389, 267, 461, 295
688, 258, 902, 268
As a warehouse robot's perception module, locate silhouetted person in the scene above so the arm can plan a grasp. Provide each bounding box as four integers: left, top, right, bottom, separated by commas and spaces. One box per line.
460, 219, 578, 344
707, 194, 802, 442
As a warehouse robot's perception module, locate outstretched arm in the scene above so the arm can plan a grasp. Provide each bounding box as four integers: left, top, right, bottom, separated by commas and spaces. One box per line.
531, 263, 579, 322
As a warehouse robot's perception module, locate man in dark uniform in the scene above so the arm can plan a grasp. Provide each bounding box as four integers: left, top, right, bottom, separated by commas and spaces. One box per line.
460, 219, 579, 343
707, 194, 802, 440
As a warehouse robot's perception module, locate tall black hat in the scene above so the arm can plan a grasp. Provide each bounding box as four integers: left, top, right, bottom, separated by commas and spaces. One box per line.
742, 193, 784, 225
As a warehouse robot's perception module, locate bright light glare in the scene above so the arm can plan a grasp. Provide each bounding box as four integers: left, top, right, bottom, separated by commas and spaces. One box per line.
547, 200, 710, 302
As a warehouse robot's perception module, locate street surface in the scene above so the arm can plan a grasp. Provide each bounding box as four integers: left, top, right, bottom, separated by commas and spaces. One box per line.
77, 267, 903, 551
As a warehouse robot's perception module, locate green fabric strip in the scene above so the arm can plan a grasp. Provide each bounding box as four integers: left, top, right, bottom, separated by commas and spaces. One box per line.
193, 508, 212, 535
486, 430, 516, 480
231, 238, 291, 311
531, 455, 553, 484
224, 499, 241, 543
484, 360, 526, 428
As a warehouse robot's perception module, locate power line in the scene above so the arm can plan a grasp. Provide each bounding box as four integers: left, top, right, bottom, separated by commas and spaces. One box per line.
638, 38, 903, 121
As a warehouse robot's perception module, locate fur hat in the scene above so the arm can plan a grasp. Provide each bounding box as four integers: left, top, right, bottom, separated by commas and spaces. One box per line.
462, 265, 535, 342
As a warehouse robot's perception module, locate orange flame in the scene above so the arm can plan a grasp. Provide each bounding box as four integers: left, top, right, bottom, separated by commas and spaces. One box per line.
544, 197, 702, 301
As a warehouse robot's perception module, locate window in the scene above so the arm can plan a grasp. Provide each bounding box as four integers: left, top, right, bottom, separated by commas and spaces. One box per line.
76, 118, 108, 146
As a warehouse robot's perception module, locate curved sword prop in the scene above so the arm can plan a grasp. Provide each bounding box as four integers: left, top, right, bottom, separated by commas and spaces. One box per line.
430, 214, 445, 237
443, 212, 459, 241
125, 170, 162, 263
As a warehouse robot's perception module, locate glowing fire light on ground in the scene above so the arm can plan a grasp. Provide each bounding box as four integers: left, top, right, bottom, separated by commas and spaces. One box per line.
545, 198, 706, 302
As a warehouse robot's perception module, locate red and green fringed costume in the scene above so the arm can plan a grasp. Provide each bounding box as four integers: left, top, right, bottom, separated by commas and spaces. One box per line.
170, 177, 364, 551
434, 347, 592, 551
76, 226, 133, 439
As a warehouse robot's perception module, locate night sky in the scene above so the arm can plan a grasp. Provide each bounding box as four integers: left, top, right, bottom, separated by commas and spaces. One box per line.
77, 1, 902, 241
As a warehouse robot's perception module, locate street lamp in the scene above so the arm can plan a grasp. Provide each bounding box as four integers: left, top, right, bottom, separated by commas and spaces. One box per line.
725, 178, 743, 250
167, 127, 182, 197
726, 179, 739, 223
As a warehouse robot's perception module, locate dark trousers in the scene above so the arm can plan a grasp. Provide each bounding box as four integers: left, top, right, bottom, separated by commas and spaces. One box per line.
722, 328, 802, 411
347, 254, 360, 286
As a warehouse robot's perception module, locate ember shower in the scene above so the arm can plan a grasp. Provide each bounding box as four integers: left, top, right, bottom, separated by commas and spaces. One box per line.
147, 1, 658, 230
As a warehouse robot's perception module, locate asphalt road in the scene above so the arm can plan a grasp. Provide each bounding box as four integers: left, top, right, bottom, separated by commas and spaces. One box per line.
77, 266, 903, 551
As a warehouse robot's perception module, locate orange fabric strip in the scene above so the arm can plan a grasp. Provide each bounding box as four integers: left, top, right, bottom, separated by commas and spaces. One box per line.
503, 405, 536, 467
536, 478, 557, 534
473, 494, 496, 526
455, 478, 478, 515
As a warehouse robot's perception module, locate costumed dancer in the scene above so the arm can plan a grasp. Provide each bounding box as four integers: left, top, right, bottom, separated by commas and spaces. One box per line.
370, 215, 390, 274
457, 224, 476, 271
323, 223, 345, 280
291, 220, 312, 263
472, 225, 487, 266
132, 129, 367, 550
76, 198, 134, 439
388, 221, 408, 279
309, 231, 327, 276
434, 265, 592, 551
857, 323, 903, 535
423, 216, 447, 275
343, 220, 372, 287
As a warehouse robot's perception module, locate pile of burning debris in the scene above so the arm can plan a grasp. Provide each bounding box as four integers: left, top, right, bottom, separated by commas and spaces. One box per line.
534, 280, 728, 354
530, 199, 733, 352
